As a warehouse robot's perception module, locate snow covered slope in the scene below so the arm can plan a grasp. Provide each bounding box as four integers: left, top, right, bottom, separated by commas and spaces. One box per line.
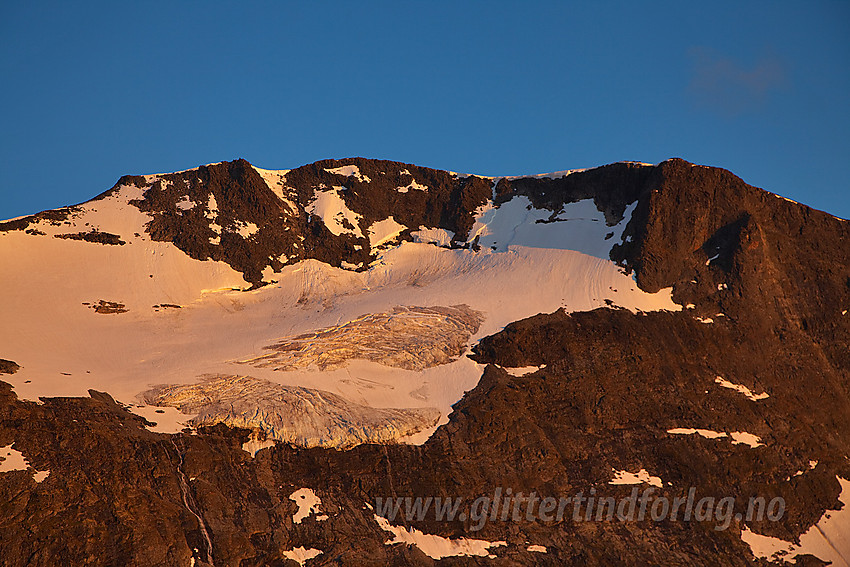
0, 158, 678, 447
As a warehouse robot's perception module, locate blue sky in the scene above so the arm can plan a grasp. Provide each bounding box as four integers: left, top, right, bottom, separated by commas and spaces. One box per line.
2, 1, 848, 219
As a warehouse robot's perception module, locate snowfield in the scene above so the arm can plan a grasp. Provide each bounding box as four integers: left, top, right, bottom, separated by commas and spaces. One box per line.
0, 164, 680, 447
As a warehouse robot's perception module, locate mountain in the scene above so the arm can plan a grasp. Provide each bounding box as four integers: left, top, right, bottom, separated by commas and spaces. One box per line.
0, 157, 848, 566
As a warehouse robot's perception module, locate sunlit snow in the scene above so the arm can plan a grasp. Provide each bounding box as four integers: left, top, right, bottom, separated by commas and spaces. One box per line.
609, 468, 663, 488
281, 547, 323, 566
714, 376, 769, 401
668, 428, 763, 448
374, 514, 506, 559
307, 187, 364, 238
290, 488, 324, 524
1, 167, 681, 449
325, 165, 371, 183
368, 217, 406, 248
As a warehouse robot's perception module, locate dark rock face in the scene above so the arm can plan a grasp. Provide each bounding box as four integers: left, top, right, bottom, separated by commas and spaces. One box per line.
2, 158, 849, 565
494, 161, 653, 225
82, 300, 128, 314
122, 158, 493, 285
0, 206, 83, 232
0, 360, 19, 375
128, 159, 297, 286
54, 230, 126, 245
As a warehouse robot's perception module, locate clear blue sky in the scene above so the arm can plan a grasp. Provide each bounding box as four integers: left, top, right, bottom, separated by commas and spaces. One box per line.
2, 1, 848, 219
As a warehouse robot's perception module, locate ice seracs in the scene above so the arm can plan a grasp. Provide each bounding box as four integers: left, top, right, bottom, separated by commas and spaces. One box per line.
141, 375, 441, 449
240, 305, 482, 372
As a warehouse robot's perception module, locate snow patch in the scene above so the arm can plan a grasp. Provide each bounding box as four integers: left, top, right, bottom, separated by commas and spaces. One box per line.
254, 166, 298, 213
714, 376, 769, 401
468, 197, 636, 260
411, 227, 455, 247
503, 169, 586, 180
0, 444, 29, 472
374, 514, 506, 559
368, 217, 406, 248
0, 443, 50, 482
501, 365, 544, 377
325, 165, 371, 183
130, 405, 197, 434
242, 433, 275, 457
396, 178, 429, 193
307, 187, 364, 238
668, 428, 728, 440
741, 477, 850, 566
771, 193, 800, 205
791, 461, 819, 479
205, 194, 218, 217
176, 196, 196, 211
281, 547, 323, 566
32, 470, 50, 483
205, 194, 221, 244
730, 431, 764, 448
290, 488, 324, 524
609, 468, 663, 488
527, 545, 547, 553
231, 220, 259, 239
668, 428, 763, 448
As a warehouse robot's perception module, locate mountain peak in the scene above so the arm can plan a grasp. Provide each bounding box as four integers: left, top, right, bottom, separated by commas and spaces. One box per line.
2, 156, 850, 565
